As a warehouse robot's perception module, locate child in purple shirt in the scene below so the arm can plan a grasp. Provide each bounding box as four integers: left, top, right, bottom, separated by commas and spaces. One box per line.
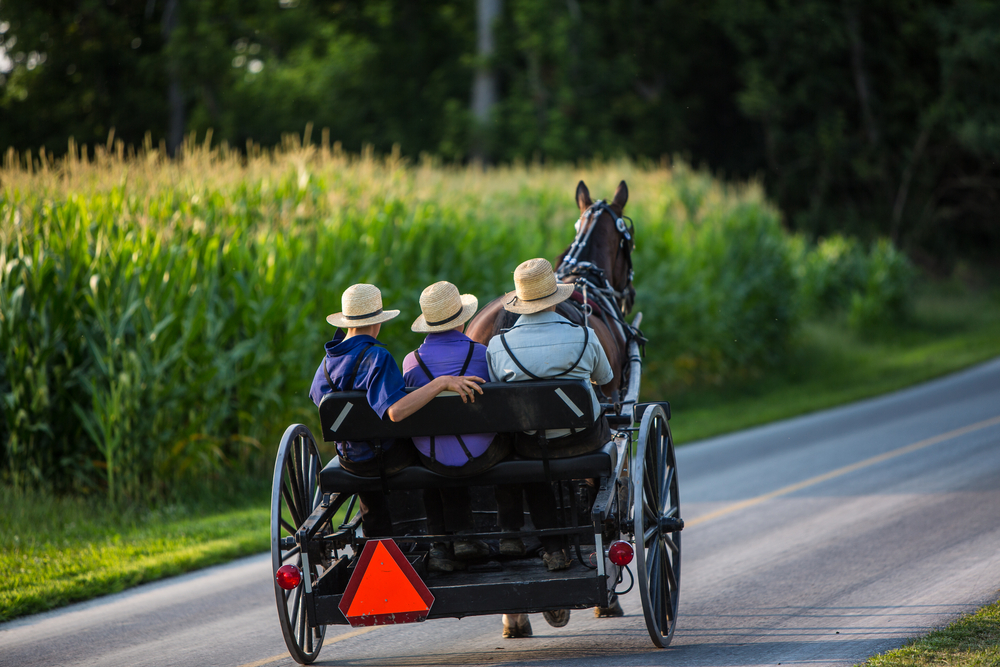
403, 281, 512, 571
311, 283, 485, 537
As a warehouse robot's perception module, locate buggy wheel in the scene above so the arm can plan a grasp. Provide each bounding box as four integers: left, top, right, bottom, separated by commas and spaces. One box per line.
271, 424, 327, 664
632, 405, 681, 647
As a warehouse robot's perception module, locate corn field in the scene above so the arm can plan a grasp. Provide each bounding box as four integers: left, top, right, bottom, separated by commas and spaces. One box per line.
0, 137, 913, 501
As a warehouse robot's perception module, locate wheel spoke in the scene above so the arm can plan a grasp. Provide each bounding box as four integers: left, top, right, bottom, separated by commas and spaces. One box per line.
663, 533, 679, 555
280, 517, 297, 537
654, 418, 665, 485
281, 479, 303, 527
281, 545, 301, 562
660, 466, 674, 513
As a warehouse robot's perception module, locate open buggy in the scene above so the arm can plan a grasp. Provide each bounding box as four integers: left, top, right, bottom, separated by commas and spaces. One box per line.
269, 314, 683, 663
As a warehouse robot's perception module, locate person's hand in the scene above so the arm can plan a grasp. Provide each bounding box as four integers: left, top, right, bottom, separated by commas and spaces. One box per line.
437, 375, 485, 403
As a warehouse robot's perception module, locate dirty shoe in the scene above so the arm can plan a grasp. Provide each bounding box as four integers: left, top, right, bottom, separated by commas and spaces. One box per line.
499, 537, 527, 557
453, 538, 491, 560
428, 542, 457, 573
542, 549, 570, 572
502, 613, 533, 638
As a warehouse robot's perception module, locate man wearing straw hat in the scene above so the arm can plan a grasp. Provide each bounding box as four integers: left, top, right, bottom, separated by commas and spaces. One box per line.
309, 283, 485, 538
487, 258, 614, 566
488, 258, 614, 456
402, 281, 512, 572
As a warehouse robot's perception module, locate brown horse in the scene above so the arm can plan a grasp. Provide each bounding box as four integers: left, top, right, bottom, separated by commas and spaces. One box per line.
466, 179, 638, 404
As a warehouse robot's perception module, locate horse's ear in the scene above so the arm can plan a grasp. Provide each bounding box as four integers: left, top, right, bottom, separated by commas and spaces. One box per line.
576, 181, 592, 212
612, 180, 628, 211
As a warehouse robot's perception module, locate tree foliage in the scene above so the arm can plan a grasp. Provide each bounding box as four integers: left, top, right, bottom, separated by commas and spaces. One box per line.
1, 0, 997, 264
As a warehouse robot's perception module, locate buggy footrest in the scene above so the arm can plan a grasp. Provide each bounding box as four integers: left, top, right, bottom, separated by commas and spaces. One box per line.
319, 441, 617, 493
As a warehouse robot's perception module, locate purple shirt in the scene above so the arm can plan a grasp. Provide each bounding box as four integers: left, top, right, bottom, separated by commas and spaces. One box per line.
402, 330, 495, 467
309, 334, 408, 462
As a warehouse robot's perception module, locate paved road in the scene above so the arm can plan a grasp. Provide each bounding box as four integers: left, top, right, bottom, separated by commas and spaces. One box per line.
3, 359, 1000, 667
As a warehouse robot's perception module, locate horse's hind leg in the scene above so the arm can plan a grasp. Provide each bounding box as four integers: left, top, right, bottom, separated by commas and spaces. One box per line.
502, 613, 533, 638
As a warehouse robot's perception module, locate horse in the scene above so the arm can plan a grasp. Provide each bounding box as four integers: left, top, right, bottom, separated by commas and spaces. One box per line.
465, 179, 640, 635
465, 179, 639, 405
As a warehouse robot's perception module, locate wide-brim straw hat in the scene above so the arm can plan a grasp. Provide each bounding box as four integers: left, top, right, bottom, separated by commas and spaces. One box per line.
326, 283, 400, 328
503, 258, 575, 314
411, 281, 479, 333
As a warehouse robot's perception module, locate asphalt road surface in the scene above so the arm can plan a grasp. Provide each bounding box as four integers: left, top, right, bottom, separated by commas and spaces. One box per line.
3, 358, 1000, 667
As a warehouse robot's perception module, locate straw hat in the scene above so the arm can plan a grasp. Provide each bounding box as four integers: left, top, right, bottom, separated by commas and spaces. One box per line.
503, 258, 575, 314
326, 284, 400, 328
410, 281, 478, 333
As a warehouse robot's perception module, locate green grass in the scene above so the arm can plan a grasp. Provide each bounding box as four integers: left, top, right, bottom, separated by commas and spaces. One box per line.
664, 281, 1000, 444
861, 599, 1000, 667
0, 482, 270, 622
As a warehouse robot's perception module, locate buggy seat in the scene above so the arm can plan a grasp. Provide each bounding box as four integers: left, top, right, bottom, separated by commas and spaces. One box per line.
317, 379, 618, 493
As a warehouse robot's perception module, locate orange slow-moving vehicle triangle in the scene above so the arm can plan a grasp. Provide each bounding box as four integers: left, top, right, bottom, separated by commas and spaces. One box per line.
339, 539, 435, 626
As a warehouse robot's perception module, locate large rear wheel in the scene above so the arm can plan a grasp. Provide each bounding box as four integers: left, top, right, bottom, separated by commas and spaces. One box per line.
271, 424, 327, 664
633, 405, 682, 647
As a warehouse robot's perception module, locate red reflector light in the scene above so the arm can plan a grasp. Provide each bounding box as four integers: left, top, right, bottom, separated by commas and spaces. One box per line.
276, 564, 302, 590
608, 540, 634, 566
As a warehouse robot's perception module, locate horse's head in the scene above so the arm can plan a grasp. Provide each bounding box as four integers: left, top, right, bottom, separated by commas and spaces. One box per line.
556, 180, 636, 314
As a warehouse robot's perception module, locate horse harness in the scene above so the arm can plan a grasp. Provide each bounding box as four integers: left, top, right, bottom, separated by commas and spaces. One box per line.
557, 200, 645, 355
412, 341, 477, 466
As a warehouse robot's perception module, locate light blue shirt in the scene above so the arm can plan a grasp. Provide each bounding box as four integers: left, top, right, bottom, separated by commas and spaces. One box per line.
486, 310, 613, 438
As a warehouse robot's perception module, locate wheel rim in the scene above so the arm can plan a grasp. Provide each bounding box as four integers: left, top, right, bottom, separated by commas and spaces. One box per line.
271, 424, 327, 664
633, 406, 681, 648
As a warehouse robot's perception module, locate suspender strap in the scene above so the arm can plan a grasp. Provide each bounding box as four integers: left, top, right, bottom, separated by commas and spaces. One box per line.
413, 349, 435, 382
499, 325, 590, 379
323, 343, 376, 393
459, 341, 475, 376
413, 341, 479, 464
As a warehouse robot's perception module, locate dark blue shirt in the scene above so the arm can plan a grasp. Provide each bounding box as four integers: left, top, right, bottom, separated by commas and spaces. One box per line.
309, 333, 408, 462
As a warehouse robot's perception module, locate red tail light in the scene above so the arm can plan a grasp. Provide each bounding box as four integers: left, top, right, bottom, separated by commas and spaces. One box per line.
608, 540, 634, 566
276, 564, 302, 590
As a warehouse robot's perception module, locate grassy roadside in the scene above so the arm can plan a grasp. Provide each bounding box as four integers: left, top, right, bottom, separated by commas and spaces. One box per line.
0, 481, 270, 622
860, 598, 1000, 667
665, 280, 1000, 444
3, 281, 1000, 626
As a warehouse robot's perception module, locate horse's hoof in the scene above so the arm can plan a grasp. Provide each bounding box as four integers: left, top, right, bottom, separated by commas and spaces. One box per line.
543, 609, 571, 627
594, 598, 624, 617
502, 614, 533, 638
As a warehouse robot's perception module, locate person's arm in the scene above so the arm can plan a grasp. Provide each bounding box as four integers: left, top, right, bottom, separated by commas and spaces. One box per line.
591, 337, 614, 385
385, 375, 485, 422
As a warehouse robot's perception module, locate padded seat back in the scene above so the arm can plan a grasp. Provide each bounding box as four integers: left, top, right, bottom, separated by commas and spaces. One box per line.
318, 379, 595, 443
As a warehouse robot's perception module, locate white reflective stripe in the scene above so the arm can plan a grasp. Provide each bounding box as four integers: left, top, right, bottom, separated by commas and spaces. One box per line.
554, 388, 584, 417
330, 402, 353, 432
595, 531, 606, 578
300, 551, 313, 594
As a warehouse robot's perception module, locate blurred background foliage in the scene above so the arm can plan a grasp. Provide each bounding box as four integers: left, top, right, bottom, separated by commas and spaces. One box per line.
1, 0, 998, 269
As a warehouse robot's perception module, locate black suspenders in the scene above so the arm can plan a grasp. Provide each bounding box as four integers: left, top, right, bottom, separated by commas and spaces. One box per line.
499, 322, 590, 442
412, 341, 477, 464
322, 343, 375, 393
499, 323, 590, 380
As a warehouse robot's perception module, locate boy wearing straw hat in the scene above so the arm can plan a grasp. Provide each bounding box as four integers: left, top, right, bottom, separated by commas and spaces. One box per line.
486, 258, 614, 571
309, 283, 485, 538
402, 281, 512, 571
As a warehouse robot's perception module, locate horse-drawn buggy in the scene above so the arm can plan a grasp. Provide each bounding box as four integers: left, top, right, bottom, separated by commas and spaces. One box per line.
269, 182, 683, 664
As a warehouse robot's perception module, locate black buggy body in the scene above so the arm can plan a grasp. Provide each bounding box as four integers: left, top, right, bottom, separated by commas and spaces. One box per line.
270, 323, 682, 663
